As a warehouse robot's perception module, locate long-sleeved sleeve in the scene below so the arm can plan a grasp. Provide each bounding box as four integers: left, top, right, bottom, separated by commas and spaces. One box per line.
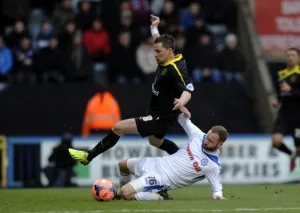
177, 113, 204, 140
206, 167, 223, 199
0, 48, 13, 75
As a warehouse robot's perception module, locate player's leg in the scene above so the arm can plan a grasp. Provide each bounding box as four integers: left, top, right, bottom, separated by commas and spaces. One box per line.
143, 116, 179, 155
291, 127, 300, 170
120, 175, 168, 201
272, 133, 292, 155
118, 158, 139, 188
69, 118, 138, 164
271, 113, 294, 170
271, 114, 292, 155
149, 135, 179, 155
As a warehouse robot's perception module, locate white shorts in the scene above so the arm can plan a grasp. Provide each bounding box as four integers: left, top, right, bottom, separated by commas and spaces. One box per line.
127, 157, 165, 193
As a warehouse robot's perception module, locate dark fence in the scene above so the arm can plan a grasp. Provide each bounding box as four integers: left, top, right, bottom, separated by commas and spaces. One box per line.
0, 83, 259, 135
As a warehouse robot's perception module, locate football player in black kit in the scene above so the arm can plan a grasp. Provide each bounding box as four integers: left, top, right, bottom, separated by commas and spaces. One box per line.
69, 15, 194, 165
271, 48, 300, 171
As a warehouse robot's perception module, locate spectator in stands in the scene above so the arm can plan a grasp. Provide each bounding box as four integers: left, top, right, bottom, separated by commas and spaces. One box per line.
217, 33, 244, 84
83, 18, 111, 74
192, 32, 220, 82
136, 35, 157, 83
111, 31, 140, 84
36, 36, 64, 83
4, 20, 29, 49
13, 36, 36, 83
159, 0, 178, 34
75, 0, 95, 31
150, 0, 165, 15
64, 31, 93, 82
35, 20, 54, 51
165, 19, 182, 37
185, 16, 209, 49
52, 0, 75, 33
44, 133, 77, 187
82, 89, 121, 136
180, 1, 204, 30
0, 35, 13, 82
174, 33, 190, 67
58, 20, 76, 51
129, 0, 150, 26
110, 10, 141, 49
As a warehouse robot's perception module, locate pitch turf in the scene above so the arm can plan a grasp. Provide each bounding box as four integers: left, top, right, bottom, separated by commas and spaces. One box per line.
1, 185, 300, 213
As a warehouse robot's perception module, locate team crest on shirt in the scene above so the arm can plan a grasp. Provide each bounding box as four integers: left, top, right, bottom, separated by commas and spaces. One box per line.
201, 159, 208, 166
186, 83, 194, 91
161, 68, 167, 75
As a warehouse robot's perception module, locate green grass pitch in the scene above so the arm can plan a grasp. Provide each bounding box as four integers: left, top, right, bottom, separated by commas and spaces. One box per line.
1, 185, 300, 213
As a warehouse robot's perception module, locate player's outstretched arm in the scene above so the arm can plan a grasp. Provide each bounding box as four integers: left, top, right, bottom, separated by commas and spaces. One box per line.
150, 14, 160, 41
173, 91, 191, 110
178, 107, 203, 140
206, 167, 226, 200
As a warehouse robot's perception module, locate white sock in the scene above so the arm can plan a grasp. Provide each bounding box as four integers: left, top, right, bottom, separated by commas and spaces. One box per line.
135, 192, 163, 200
119, 172, 131, 188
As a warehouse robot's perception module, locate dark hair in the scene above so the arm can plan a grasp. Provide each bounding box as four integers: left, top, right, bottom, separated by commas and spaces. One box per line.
211, 125, 228, 142
287, 47, 300, 56
154, 34, 175, 51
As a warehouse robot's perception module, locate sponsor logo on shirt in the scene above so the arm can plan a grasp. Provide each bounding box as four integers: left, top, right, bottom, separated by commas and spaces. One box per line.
186, 144, 201, 172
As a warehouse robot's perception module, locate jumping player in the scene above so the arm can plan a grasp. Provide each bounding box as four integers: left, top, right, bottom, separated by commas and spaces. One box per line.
69, 15, 194, 164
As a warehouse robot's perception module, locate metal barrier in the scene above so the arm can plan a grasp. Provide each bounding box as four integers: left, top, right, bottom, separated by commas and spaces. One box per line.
0, 136, 8, 188
7, 137, 59, 188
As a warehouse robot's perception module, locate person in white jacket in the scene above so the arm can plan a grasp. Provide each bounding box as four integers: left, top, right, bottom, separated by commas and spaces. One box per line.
117, 106, 227, 201
136, 36, 157, 82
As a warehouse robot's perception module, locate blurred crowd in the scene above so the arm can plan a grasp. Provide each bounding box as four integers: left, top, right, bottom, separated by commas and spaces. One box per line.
0, 0, 244, 85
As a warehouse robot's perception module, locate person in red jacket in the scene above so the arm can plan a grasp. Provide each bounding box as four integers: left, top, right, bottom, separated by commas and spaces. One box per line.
83, 18, 111, 64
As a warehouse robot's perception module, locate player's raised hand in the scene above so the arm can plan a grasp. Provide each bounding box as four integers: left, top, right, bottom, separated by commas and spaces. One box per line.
173, 98, 183, 110
180, 106, 191, 119
150, 14, 160, 28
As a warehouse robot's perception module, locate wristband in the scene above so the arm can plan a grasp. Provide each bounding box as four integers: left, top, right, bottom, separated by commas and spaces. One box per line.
151, 28, 159, 36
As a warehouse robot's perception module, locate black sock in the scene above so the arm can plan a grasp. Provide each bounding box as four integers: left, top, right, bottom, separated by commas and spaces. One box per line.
87, 131, 120, 161
159, 138, 179, 155
275, 143, 292, 156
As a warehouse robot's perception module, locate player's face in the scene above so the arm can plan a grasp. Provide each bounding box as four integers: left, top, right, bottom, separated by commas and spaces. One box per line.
154, 42, 171, 64
286, 50, 299, 67
204, 131, 223, 152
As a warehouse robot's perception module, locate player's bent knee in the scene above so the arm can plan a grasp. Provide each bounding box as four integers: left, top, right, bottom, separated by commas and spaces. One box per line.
118, 160, 130, 174
112, 121, 125, 135
120, 184, 136, 200
148, 136, 164, 148
272, 134, 283, 146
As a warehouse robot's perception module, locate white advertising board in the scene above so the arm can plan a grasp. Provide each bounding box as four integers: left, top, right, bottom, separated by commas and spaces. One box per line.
40, 136, 300, 186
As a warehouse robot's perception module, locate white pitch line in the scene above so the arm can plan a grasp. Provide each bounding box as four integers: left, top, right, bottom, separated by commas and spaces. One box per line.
19, 207, 300, 213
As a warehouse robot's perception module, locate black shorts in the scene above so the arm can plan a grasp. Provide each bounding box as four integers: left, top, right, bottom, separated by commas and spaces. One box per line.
135, 114, 175, 139
272, 109, 300, 146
